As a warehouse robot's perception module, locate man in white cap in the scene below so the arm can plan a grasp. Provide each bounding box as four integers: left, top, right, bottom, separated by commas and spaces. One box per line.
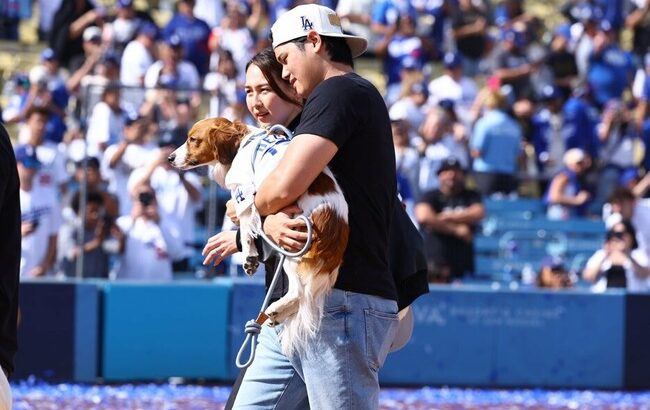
233, 4, 401, 409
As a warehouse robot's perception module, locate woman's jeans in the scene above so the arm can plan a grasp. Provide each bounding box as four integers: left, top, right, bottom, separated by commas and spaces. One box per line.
233, 289, 399, 410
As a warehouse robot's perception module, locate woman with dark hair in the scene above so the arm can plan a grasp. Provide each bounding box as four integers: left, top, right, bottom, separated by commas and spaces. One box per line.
202, 46, 302, 283
582, 220, 650, 291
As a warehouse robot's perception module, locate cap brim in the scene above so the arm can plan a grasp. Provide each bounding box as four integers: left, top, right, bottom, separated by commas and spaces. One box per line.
274, 32, 368, 58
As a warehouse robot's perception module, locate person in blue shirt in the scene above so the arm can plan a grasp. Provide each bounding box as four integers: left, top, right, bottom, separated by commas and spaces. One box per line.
470, 88, 523, 196
587, 20, 635, 108
545, 148, 591, 220
162, 0, 212, 76
562, 85, 600, 160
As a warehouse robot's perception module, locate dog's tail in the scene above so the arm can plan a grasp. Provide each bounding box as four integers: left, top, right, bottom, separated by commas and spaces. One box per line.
279, 204, 349, 356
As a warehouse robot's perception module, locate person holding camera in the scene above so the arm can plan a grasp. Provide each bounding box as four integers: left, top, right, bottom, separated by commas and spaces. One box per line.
58, 190, 125, 278
582, 220, 650, 291
115, 183, 181, 280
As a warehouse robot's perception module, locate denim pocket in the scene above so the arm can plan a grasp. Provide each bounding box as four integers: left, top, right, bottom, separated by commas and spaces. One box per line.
364, 308, 398, 372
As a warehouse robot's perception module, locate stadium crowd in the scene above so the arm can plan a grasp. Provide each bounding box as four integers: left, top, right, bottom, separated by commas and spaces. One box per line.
2, 0, 650, 289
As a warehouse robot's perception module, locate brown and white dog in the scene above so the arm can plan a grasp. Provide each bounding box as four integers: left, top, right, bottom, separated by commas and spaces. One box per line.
169, 117, 349, 355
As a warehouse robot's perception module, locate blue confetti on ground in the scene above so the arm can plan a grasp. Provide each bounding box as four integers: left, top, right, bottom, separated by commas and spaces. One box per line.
9, 379, 650, 409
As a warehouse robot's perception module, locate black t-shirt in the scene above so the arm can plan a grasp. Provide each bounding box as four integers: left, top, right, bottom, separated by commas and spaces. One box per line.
417, 187, 482, 278
547, 50, 578, 81
295, 73, 398, 302
0, 124, 20, 375
452, 8, 486, 59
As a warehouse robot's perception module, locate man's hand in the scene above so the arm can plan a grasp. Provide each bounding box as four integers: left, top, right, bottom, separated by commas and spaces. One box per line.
202, 230, 238, 266
21, 221, 37, 237
263, 205, 308, 252
454, 224, 473, 243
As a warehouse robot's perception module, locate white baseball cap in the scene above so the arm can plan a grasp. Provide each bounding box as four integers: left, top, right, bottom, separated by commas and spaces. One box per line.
270, 4, 368, 58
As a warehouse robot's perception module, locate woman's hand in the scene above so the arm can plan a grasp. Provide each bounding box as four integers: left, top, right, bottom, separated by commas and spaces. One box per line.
225, 199, 239, 226
202, 230, 239, 266
263, 205, 308, 252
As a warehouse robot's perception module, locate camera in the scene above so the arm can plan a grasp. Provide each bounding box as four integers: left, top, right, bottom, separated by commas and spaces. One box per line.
138, 191, 154, 206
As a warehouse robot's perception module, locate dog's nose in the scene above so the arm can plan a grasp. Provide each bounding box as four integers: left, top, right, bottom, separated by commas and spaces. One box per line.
167, 153, 176, 163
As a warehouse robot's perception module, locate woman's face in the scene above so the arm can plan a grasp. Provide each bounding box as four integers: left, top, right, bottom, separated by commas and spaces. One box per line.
245, 64, 300, 127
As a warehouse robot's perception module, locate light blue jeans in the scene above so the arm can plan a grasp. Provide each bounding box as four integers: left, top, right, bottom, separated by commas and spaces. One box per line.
232, 289, 399, 410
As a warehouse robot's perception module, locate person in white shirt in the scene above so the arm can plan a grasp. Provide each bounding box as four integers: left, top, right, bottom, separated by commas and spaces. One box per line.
417, 106, 470, 193
128, 146, 203, 271
115, 184, 178, 280
583, 220, 650, 292
102, 111, 158, 216
120, 23, 157, 85
144, 34, 200, 91
23, 107, 68, 198
85, 84, 127, 158
427, 52, 478, 127
203, 48, 239, 117
16, 145, 60, 278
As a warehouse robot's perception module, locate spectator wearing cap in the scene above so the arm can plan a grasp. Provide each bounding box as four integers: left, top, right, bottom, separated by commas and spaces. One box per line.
624, 0, 650, 61
144, 34, 201, 92
532, 85, 570, 180
451, 0, 488, 77
427, 51, 479, 126
415, 157, 485, 283
68, 25, 103, 74
49, 0, 106, 70
16, 144, 61, 278
537, 256, 573, 289
545, 148, 591, 220
208, 0, 257, 83
109, 0, 150, 53
121, 22, 158, 88
85, 83, 127, 158
389, 75, 428, 133
162, 0, 212, 76
470, 89, 523, 196
417, 106, 470, 193
583, 219, 650, 292
102, 112, 158, 216
587, 20, 635, 107
375, 11, 428, 105
546, 24, 579, 98
2, 74, 30, 125
494, 27, 536, 101
21, 107, 68, 198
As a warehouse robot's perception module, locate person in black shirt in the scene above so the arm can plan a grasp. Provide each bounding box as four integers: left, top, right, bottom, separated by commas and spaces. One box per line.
233, 4, 400, 409
415, 157, 485, 282
0, 124, 20, 408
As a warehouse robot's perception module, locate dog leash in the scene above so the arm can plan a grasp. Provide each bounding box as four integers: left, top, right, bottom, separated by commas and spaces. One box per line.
234, 123, 314, 369
235, 216, 313, 369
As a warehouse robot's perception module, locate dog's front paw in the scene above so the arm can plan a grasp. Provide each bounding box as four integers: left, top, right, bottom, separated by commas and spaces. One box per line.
243, 256, 259, 276
265, 298, 299, 326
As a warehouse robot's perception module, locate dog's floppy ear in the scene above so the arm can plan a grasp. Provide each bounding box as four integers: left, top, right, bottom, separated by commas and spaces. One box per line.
207, 118, 250, 165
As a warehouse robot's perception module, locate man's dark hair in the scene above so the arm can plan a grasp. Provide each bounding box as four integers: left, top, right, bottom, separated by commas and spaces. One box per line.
71, 190, 104, 215
289, 36, 354, 68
